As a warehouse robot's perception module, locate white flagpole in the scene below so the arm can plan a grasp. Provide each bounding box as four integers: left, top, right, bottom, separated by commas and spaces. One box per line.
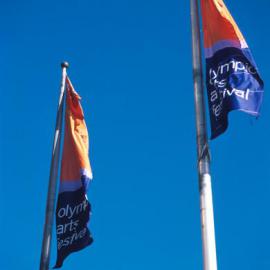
39, 62, 69, 270
189, 1, 218, 270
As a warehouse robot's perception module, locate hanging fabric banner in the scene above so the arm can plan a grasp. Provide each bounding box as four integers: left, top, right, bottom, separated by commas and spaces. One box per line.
201, 0, 264, 139
54, 77, 93, 268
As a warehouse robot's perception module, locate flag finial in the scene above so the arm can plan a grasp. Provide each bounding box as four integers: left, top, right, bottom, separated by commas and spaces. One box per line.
61, 62, 69, 69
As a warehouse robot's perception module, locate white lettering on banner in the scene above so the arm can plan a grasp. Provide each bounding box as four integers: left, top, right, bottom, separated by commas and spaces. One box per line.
56, 219, 79, 235
223, 88, 250, 100
57, 199, 88, 219
209, 89, 250, 117
208, 59, 254, 118
209, 60, 257, 85
57, 228, 87, 250
210, 90, 218, 103
212, 101, 223, 117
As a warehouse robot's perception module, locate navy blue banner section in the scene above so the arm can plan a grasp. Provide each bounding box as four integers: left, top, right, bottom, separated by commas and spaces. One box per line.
206, 47, 264, 139
54, 187, 93, 268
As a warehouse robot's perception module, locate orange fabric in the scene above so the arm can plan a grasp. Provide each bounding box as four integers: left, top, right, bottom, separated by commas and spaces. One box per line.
60, 77, 92, 181
201, 0, 245, 48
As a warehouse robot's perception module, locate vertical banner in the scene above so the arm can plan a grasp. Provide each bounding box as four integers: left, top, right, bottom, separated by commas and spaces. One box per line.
54, 77, 93, 268
201, 0, 264, 139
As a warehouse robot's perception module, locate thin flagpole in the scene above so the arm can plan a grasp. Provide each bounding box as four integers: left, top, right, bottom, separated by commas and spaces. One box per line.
39, 62, 69, 270
189, 1, 218, 270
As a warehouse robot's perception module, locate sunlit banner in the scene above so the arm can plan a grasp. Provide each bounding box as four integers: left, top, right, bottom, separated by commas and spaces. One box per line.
201, 0, 264, 139
54, 77, 93, 268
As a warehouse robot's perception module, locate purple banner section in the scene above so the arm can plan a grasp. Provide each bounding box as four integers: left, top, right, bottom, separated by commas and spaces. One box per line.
59, 180, 83, 193
204, 39, 244, 58
54, 186, 93, 268
206, 46, 263, 139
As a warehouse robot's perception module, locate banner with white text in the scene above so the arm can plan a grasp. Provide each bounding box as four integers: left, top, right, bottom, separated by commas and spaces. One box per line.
54, 77, 93, 268
201, 0, 264, 139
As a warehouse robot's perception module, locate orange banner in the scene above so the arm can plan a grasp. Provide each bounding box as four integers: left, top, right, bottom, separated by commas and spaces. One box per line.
60, 76, 92, 183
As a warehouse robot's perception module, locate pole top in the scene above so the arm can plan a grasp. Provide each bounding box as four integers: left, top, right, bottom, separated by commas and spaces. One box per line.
61, 62, 69, 69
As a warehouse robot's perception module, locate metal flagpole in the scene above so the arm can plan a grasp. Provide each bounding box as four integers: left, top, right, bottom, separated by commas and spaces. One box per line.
189, 1, 218, 270
39, 62, 69, 270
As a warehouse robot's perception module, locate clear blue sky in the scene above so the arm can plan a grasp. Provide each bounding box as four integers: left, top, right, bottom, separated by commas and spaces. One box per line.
1, 0, 270, 269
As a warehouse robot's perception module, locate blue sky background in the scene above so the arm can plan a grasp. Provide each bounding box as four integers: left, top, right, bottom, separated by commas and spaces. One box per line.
1, 0, 270, 269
